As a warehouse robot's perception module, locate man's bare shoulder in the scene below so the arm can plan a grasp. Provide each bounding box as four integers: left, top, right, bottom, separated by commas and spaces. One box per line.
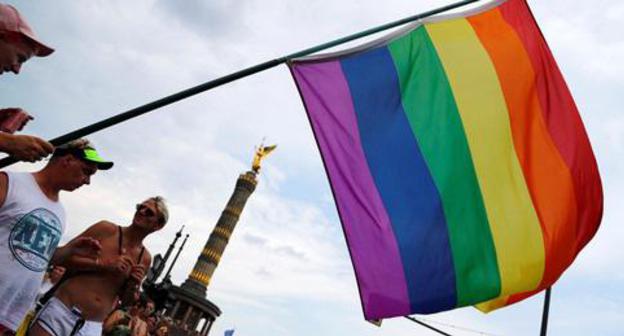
81, 220, 118, 238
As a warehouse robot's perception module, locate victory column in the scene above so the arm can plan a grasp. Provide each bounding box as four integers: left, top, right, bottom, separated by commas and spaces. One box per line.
146, 144, 276, 336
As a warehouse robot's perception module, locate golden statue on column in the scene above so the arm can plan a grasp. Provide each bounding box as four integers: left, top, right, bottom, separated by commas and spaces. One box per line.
252, 143, 277, 173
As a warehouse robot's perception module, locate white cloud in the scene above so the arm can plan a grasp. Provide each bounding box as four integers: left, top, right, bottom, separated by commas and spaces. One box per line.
2, 0, 623, 335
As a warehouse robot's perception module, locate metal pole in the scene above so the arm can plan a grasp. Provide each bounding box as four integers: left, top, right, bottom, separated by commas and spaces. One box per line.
539, 287, 552, 336
0, 0, 481, 169
163, 233, 190, 281
404, 316, 452, 336
153, 226, 184, 282
162, 226, 184, 267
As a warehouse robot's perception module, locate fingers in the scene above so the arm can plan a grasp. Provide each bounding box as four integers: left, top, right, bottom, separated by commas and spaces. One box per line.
129, 263, 145, 274
36, 137, 54, 154
131, 267, 145, 279
82, 237, 102, 251
111, 255, 132, 273
51, 267, 66, 278
119, 255, 134, 274
6, 134, 54, 162
120, 255, 134, 264
119, 263, 131, 274
130, 271, 143, 280
29, 137, 54, 161
0, 108, 32, 133
75, 236, 99, 246
24, 136, 53, 161
130, 268, 145, 283
70, 237, 102, 258
18, 113, 34, 131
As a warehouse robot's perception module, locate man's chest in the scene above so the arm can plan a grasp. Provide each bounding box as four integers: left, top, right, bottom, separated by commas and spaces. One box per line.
97, 234, 141, 263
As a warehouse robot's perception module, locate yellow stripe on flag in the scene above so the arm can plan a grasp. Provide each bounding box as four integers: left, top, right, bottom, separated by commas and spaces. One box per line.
425, 18, 545, 298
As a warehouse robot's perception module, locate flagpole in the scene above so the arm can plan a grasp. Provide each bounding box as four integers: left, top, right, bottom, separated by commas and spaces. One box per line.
0, 0, 481, 169
539, 287, 552, 336
404, 316, 453, 336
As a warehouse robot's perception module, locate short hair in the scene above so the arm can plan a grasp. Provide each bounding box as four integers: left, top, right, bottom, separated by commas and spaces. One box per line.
54, 138, 92, 152
51, 138, 93, 160
147, 196, 169, 225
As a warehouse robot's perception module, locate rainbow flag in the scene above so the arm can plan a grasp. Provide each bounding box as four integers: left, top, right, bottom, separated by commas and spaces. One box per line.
289, 0, 602, 320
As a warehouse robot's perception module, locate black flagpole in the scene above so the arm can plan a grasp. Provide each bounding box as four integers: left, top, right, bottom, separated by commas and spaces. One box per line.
539, 287, 552, 336
404, 316, 453, 336
0, 0, 481, 169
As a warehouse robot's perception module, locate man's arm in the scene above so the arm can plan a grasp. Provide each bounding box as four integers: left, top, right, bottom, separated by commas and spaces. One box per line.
0, 108, 53, 162
53, 221, 137, 278
0, 132, 53, 162
51, 221, 112, 269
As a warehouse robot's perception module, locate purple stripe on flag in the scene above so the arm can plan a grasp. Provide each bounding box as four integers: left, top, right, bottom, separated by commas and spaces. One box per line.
291, 60, 410, 319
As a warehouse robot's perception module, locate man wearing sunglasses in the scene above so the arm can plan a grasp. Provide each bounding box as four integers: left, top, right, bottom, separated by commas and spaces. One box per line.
0, 138, 112, 336
29, 197, 169, 336
0, 3, 55, 163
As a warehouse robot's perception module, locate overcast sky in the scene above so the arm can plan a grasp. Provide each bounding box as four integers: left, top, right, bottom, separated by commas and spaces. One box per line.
1, 0, 622, 335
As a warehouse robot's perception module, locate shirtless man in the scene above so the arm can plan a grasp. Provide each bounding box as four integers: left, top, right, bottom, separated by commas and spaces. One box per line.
29, 197, 168, 336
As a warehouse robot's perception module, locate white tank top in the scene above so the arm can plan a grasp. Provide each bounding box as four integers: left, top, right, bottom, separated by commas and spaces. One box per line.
0, 172, 65, 330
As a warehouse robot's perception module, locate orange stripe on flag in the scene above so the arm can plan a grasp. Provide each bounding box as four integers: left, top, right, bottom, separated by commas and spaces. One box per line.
468, 7, 578, 310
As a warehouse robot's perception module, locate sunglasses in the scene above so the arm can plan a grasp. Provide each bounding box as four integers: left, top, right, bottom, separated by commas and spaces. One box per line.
136, 203, 157, 218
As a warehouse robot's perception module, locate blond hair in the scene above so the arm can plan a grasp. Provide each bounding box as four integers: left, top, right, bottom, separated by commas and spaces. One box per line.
147, 196, 168, 224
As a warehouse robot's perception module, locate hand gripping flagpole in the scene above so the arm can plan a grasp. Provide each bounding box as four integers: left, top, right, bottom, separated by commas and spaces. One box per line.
0, 0, 481, 169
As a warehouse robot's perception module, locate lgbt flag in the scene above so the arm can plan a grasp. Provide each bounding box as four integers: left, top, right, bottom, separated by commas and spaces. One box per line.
289, 0, 602, 320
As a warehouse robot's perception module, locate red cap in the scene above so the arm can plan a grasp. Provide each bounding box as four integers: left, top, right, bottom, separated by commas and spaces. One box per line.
0, 4, 54, 56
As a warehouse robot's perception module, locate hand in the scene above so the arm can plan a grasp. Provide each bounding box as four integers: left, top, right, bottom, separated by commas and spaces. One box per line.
49, 266, 66, 283
104, 255, 134, 277
128, 264, 146, 284
0, 133, 53, 162
67, 237, 102, 259
0, 108, 33, 133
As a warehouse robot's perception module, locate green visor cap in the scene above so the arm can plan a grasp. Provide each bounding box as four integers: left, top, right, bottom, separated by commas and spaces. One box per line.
82, 148, 113, 170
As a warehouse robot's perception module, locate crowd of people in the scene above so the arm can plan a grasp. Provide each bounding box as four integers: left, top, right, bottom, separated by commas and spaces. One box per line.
38, 268, 173, 336
102, 295, 172, 336
0, 4, 171, 336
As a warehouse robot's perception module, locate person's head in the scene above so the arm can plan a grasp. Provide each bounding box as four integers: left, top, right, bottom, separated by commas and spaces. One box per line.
142, 298, 155, 318
132, 196, 168, 232
146, 314, 157, 332
155, 323, 168, 336
46, 138, 113, 191
0, 4, 53, 75
129, 294, 148, 316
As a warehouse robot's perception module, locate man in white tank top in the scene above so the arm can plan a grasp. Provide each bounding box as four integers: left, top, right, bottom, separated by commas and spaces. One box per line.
0, 138, 113, 335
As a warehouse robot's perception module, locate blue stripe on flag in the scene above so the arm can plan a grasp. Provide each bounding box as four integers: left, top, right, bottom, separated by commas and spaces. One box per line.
340, 46, 457, 312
